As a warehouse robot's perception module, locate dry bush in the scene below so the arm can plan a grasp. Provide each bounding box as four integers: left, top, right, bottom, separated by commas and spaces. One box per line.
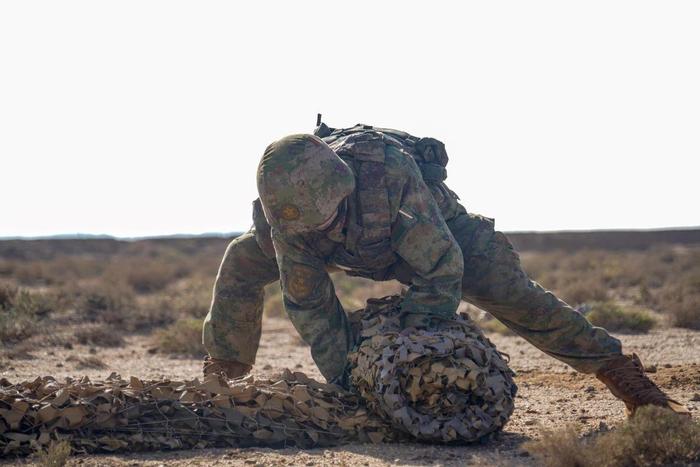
75, 325, 125, 347
556, 277, 609, 306
526, 406, 700, 467
653, 272, 700, 330
156, 279, 212, 318
75, 284, 134, 324
35, 440, 71, 467
0, 284, 59, 344
66, 355, 107, 369
521, 246, 700, 330
668, 299, 700, 330
153, 318, 205, 356
75, 284, 175, 332
586, 302, 656, 333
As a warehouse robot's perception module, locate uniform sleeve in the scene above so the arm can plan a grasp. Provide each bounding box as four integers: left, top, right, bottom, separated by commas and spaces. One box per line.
271, 232, 353, 383
391, 164, 464, 323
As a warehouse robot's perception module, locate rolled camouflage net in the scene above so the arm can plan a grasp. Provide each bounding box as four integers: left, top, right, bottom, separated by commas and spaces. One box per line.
0, 295, 515, 456
348, 295, 517, 443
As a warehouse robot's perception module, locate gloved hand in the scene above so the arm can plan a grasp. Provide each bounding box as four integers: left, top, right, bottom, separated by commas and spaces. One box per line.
202, 355, 252, 379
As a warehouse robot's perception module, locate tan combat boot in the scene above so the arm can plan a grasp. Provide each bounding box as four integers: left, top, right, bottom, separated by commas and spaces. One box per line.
202, 356, 252, 379
596, 353, 690, 416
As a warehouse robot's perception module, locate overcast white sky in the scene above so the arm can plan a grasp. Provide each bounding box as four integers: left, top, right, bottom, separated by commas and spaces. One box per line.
1, 1, 698, 237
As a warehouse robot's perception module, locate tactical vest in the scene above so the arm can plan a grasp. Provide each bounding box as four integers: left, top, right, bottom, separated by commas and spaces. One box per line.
314, 122, 451, 272
253, 122, 452, 269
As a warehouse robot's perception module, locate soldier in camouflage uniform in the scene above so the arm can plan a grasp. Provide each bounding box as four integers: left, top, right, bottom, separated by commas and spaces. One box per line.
202, 122, 688, 416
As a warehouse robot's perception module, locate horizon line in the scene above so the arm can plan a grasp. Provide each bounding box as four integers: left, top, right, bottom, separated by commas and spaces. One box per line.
2, 225, 699, 241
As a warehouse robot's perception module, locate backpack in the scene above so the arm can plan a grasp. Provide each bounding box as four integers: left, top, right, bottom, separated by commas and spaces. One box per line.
311, 119, 452, 274
314, 121, 450, 184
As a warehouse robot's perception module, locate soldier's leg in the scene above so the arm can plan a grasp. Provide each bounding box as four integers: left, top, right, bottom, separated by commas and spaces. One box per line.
448, 212, 622, 373
202, 230, 280, 365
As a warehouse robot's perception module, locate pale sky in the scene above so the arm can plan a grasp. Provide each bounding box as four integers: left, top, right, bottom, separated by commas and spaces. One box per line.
1, 1, 698, 238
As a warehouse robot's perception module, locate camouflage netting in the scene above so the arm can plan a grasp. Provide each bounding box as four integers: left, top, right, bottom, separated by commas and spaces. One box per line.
348, 295, 517, 443
0, 295, 516, 456
0, 371, 399, 456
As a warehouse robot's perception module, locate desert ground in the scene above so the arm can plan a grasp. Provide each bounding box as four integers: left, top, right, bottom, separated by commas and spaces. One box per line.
1, 231, 699, 466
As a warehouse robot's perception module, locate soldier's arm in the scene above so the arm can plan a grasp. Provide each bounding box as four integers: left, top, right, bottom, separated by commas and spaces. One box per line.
392, 162, 464, 323
271, 232, 354, 383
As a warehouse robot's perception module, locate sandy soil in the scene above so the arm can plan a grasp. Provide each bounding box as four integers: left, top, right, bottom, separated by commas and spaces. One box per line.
2, 317, 699, 466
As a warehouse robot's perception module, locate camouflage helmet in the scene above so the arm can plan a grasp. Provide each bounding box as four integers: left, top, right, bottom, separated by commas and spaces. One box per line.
257, 134, 355, 234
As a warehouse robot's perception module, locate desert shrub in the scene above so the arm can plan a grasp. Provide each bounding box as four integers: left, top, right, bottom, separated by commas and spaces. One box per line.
556, 277, 609, 305
74, 284, 174, 332
0, 285, 59, 344
154, 318, 205, 356
66, 355, 107, 369
654, 273, 700, 330
35, 440, 71, 467
526, 406, 700, 467
668, 300, 699, 329
158, 280, 212, 318
123, 261, 183, 293
74, 325, 125, 347
586, 302, 656, 333
75, 284, 134, 324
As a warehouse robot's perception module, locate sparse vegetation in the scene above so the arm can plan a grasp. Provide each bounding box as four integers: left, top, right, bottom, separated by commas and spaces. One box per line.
586, 301, 657, 333
526, 406, 700, 467
154, 318, 205, 356
35, 440, 71, 467
1, 237, 699, 361
75, 324, 125, 347
0, 284, 58, 344
66, 355, 107, 369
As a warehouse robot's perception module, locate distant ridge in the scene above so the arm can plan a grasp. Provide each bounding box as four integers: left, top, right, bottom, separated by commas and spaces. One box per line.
507, 227, 700, 252
1, 228, 699, 258
0, 232, 242, 241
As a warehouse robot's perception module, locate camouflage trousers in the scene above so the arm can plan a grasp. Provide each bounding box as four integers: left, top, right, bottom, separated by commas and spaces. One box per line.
203, 213, 622, 377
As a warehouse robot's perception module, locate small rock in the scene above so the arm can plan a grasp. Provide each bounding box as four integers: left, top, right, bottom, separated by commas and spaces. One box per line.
147, 347, 158, 354
89, 347, 97, 354
585, 386, 596, 393
47, 351, 55, 356
598, 421, 609, 431
56, 363, 63, 368
664, 363, 673, 368
63, 342, 73, 350
645, 364, 657, 373
691, 393, 700, 402
244, 460, 256, 465
524, 419, 536, 426
263, 364, 272, 370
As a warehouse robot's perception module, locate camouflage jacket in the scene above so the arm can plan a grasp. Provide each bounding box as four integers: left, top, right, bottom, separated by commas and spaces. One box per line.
268, 142, 465, 331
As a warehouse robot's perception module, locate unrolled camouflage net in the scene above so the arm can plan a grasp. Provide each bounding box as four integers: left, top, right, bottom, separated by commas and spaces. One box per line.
0, 371, 398, 456
348, 295, 517, 443
0, 295, 516, 456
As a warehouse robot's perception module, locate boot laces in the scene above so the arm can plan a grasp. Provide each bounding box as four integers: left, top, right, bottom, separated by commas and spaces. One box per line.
603, 359, 668, 405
